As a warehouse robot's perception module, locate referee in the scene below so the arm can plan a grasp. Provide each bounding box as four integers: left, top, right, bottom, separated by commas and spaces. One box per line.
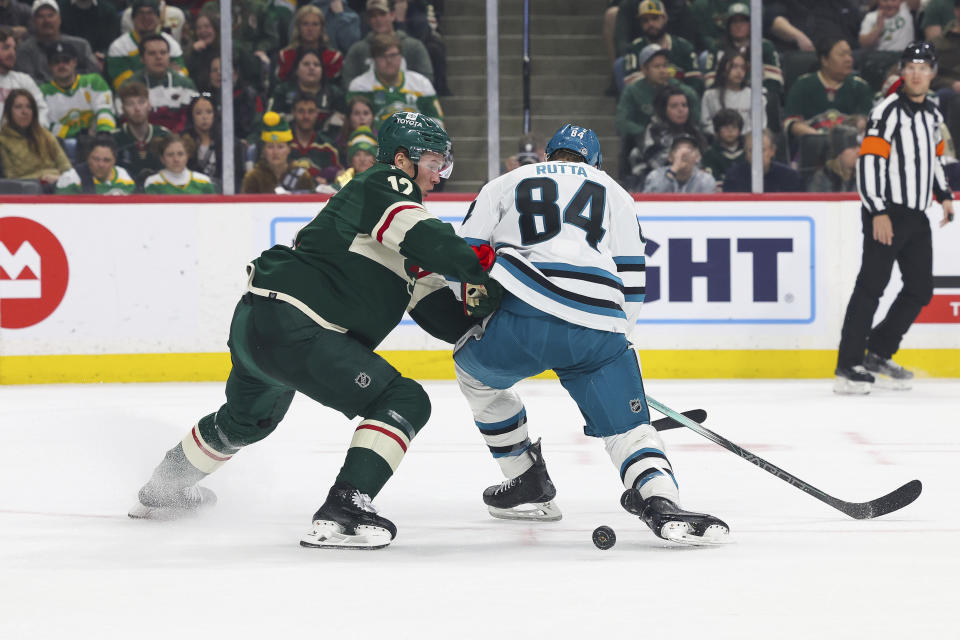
835, 41, 955, 394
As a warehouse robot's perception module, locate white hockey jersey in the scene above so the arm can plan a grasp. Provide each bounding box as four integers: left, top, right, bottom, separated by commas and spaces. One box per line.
458, 161, 646, 335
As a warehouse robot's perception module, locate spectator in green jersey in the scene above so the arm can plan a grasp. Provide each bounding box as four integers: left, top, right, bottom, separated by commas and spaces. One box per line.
55, 135, 136, 194
702, 108, 744, 186
784, 36, 873, 139
41, 40, 116, 148
112, 80, 172, 186
346, 32, 442, 126
618, 0, 702, 95
288, 93, 341, 186
329, 124, 376, 191
144, 134, 217, 194
923, 0, 954, 40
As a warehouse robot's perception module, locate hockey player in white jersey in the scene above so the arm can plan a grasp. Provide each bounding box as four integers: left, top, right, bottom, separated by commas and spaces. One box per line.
453, 124, 728, 544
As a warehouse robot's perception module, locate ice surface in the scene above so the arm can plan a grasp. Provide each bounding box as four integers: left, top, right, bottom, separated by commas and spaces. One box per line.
1, 379, 958, 639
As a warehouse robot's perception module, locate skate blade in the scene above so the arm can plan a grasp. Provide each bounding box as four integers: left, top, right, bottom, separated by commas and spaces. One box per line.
127, 502, 198, 521
833, 377, 872, 395
487, 500, 562, 522
659, 521, 730, 546
299, 520, 392, 550
871, 375, 912, 391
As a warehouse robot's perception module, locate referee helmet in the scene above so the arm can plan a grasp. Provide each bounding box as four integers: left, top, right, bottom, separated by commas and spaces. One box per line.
901, 41, 937, 70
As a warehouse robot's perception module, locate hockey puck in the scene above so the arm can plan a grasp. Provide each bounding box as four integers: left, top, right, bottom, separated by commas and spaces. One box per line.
592, 525, 616, 550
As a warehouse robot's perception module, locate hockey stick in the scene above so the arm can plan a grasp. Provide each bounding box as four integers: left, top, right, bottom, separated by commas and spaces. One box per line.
651, 409, 707, 432
646, 396, 922, 520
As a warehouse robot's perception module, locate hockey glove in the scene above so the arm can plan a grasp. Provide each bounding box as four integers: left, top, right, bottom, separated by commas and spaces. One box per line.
463, 278, 504, 318
471, 244, 496, 271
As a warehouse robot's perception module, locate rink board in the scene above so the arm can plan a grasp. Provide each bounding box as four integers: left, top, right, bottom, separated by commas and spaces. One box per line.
1, 194, 959, 383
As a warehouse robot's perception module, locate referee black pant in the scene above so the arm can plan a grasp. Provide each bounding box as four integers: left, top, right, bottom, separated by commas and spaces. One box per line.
837, 205, 933, 369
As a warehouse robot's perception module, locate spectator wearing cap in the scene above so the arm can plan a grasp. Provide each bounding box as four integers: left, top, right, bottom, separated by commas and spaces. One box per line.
643, 134, 716, 193
347, 32, 441, 126
0, 0, 32, 43
288, 93, 341, 185
341, 0, 433, 87
107, 0, 186, 90
144, 133, 217, 194
120, 0, 185, 43
242, 111, 315, 193
616, 44, 699, 141
0, 26, 50, 128
807, 125, 860, 192
614, 0, 704, 55
14, 0, 99, 83
701, 2, 784, 108
40, 40, 115, 143
55, 136, 135, 194
701, 107, 744, 185
275, 5, 344, 84
0, 88, 71, 188
618, 0, 702, 95
331, 125, 376, 190
723, 128, 804, 192
58, 0, 122, 58
784, 35, 873, 140
111, 80, 172, 185
125, 33, 198, 133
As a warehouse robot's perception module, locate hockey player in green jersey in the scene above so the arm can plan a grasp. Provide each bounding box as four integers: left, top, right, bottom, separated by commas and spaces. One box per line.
129, 111, 501, 549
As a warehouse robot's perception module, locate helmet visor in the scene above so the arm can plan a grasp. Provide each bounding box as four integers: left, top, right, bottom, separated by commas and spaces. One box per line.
417, 149, 454, 180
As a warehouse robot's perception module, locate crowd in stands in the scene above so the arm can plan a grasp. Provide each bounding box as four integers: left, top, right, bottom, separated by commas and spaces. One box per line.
608, 0, 960, 194
0, 0, 448, 194
3, 0, 960, 195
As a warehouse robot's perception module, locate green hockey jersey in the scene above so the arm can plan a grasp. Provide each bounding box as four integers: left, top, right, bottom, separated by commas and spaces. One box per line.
40, 73, 116, 139
249, 163, 488, 347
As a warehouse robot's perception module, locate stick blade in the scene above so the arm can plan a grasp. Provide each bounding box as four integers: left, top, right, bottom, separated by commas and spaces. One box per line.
842, 479, 922, 520
652, 409, 707, 432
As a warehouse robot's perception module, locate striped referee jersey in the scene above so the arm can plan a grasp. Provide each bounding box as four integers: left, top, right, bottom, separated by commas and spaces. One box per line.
858, 91, 953, 213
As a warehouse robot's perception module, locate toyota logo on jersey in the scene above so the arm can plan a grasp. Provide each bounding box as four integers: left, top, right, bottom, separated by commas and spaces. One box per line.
0, 217, 69, 329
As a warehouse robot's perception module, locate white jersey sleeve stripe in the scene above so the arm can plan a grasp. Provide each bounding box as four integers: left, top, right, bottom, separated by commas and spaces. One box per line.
372, 200, 432, 252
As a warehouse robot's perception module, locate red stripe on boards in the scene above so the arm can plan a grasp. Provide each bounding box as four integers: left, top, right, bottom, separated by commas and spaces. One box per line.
376, 204, 420, 243
357, 424, 408, 452
192, 427, 231, 461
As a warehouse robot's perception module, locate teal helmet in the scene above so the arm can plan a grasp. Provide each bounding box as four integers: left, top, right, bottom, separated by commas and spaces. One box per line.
377, 112, 453, 177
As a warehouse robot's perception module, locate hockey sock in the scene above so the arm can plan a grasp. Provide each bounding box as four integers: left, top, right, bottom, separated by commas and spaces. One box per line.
336, 378, 429, 498
456, 364, 533, 479
182, 413, 240, 475
603, 423, 679, 502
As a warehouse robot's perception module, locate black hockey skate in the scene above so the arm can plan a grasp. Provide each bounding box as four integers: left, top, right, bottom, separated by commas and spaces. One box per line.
864, 352, 913, 390
300, 482, 397, 550
483, 439, 561, 521
621, 489, 729, 545
128, 483, 217, 520
833, 364, 875, 395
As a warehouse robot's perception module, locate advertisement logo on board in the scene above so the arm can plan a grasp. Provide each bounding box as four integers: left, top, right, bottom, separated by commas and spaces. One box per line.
637, 216, 815, 324
0, 217, 69, 329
